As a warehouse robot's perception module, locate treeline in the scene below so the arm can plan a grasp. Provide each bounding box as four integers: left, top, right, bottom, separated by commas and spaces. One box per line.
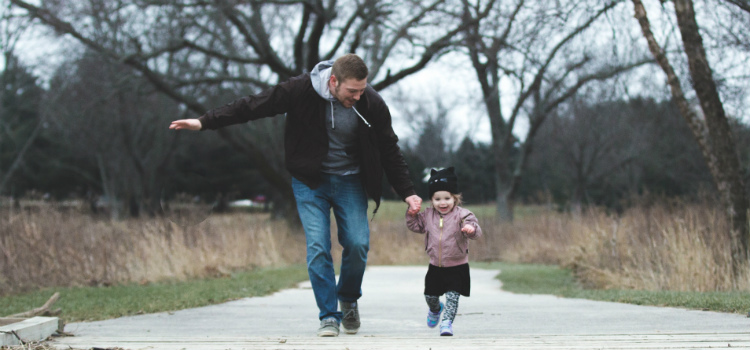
2, 53, 268, 218
398, 97, 750, 212
4, 51, 750, 217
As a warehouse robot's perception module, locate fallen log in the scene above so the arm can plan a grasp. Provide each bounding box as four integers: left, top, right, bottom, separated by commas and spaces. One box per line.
7, 292, 60, 318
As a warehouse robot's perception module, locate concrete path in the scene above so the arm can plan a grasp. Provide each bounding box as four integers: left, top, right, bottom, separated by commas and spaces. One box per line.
53, 266, 749, 349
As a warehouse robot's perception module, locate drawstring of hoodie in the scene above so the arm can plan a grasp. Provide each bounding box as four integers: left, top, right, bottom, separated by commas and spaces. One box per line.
330, 101, 335, 130
352, 106, 371, 128
330, 101, 372, 129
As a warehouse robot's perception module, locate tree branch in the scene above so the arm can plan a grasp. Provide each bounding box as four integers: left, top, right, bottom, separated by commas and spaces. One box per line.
723, 0, 750, 14
303, 0, 328, 69
183, 40, 265, 65
371, 1, 489, 91
505, 0, 622, 143
294, 3, 313, 71
543, 58, 654, 114
172, 76, 271, 89
631, 0, 714, 169
368, 0, 444, 78
218, 1, 295, 78
324, 0, 364, 59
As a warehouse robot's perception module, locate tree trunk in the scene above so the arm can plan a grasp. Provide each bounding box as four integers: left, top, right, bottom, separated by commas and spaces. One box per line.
673, 0, 749, 263
632, 0, 749, 265
96, 154, 120, 220
490, 114, 514, 223
495, 185, 514, 222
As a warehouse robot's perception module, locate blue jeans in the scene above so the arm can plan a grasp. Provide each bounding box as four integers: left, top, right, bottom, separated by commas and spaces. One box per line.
292, 174, 370, 321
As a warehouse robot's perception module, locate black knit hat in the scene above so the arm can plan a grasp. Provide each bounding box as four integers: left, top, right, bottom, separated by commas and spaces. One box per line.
428, 167, 458, 198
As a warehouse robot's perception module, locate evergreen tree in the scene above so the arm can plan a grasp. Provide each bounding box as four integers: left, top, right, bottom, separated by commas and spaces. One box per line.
0, 53, 46, 197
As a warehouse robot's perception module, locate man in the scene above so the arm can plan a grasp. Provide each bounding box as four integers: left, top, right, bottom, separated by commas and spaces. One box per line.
170, 54, 422, 337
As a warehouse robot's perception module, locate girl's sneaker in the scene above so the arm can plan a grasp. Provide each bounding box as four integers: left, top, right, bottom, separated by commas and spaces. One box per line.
427, 302, 443, 328
439, 319, 453, 336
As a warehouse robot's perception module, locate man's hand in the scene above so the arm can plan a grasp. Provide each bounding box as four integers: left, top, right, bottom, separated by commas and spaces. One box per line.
405, 194, 422, 216
169, 119, 202, 131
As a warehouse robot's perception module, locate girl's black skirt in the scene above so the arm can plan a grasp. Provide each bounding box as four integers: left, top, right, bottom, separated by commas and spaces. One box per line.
424, 263, 471, 297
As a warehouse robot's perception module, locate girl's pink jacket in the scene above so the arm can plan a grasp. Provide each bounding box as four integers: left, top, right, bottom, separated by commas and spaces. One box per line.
406, 206, 483, 267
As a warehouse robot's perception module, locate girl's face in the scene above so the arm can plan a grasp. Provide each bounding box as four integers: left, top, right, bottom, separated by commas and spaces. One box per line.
431, 191, 455, 215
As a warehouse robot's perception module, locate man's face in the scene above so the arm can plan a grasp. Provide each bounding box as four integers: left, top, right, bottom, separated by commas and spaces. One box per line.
330, 75, 367, 108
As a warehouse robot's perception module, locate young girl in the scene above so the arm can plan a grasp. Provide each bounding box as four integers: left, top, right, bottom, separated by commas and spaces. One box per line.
406, 167, 482, 336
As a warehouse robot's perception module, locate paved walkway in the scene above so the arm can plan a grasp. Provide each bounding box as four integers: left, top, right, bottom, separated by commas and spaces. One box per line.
53, 266, 749, 349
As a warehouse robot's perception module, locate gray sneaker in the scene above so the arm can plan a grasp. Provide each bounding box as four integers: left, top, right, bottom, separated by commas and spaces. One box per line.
317, 317, 339, 337
339, 300, 360, 334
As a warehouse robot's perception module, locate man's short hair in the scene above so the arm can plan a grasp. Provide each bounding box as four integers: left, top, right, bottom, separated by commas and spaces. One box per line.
331, 54, 368, 83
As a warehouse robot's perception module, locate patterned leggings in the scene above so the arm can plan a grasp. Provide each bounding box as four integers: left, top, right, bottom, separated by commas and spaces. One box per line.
425, 291, 460, 323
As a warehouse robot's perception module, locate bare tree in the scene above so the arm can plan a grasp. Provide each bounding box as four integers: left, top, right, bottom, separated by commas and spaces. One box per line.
8, 0, 471, 220
554, 99, 645, 212
458, 0, 651, 221
390, 87, 459, 168
632, 0, 749, 266
45, 52, 181, 219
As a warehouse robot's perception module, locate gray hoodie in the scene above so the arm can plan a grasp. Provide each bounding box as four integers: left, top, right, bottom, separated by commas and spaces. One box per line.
310, 60, 336, 101
310, 60, 368, 175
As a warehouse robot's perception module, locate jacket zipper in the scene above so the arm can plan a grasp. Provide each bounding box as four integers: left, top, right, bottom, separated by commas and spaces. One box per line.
438, 216, 444, 267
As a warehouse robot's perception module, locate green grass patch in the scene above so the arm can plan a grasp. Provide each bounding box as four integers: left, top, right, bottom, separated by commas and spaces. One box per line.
1, 265, 308, 322
473, 262, 750, 314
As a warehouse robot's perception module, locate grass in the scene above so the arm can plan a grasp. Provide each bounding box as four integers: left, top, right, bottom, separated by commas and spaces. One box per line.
3, 199, 750, 324
1, 265, 308, 322
474, 262, 750, 314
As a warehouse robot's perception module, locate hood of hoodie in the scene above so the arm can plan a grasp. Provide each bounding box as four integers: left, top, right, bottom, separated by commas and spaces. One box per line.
310, 60, 336, 101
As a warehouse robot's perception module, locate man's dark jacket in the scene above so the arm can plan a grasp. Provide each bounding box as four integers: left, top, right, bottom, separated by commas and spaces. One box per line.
198, 73, 416, 212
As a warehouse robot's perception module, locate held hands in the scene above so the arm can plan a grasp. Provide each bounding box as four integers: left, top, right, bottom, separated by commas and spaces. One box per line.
405, 195, 422, 216
169, 119, 202, 131
461, 224, 475, 235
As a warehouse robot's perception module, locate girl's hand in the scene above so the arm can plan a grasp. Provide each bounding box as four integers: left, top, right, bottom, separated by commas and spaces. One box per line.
461, 224, 475, 235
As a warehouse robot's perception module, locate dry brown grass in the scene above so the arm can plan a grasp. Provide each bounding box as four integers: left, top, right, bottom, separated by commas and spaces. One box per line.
477, 208, 574, 264
2, 199, 748, 296
365, 219, 425, 265
482, 201, 750, 292
0, 205, 305, 295
562, 204, 749, 291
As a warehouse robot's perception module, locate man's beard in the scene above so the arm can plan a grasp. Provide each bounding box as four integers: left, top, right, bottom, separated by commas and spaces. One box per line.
333, 84, 354, 107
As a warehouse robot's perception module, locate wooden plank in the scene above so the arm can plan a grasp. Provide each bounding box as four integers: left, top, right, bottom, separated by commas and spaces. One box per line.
51, 333, 750, 350
0, 316, 59, 346
0, 318, 26, 327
